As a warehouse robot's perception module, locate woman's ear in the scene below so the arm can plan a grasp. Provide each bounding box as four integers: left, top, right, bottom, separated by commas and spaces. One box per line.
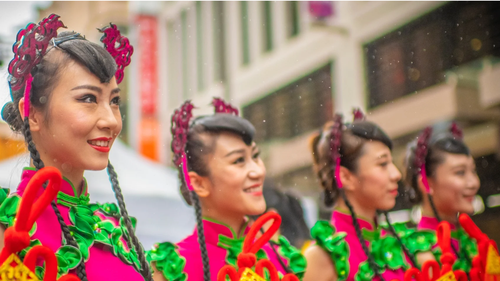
339, 166, 357, 191
189, 171, 211, 198
18, 97, 42, 131
417, 174, 434, 196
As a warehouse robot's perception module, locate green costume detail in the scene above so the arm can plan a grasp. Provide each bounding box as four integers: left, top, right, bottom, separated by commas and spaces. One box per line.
146, 242, 187, 281
311, 221, 350, 281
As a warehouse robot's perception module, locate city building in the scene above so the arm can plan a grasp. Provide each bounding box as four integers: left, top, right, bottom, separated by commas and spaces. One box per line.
129, 1, 500, 241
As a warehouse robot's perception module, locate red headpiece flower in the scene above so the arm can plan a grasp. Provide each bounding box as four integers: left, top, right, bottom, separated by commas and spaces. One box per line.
99, 23, 134, 84
414, 127, 433, 193
171, 101, 195, 191
8, 14, 65, 118
212, 97, 239, 115
450, 122, 463, 140
217, 212, 300, 281
0, 167, 80, 281
330, 114, 344, 189
352, 108, 365, 121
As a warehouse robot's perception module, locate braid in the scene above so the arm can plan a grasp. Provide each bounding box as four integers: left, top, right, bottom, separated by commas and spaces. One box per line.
341, 191, 385, 281
107, 162, 153, 281
383, 212, 417, 268
23, 118, 89, 281
191, 192, 211, 281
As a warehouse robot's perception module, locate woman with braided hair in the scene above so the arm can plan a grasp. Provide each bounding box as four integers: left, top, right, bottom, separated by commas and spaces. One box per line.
403, 122, 480, 271
0, 15, 152, 281
147, 98, 306, 281
303, 110, 434, 281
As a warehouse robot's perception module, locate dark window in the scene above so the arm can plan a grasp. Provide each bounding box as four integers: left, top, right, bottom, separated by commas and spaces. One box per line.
365, 2, 500, 108
243, 64, 333, 142
286, 1, 300, 38
213, 1, 226, 83
262, 1, 273, 52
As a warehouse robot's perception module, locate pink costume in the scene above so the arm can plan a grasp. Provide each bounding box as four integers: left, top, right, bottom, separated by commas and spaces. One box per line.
0, 168, 144, 280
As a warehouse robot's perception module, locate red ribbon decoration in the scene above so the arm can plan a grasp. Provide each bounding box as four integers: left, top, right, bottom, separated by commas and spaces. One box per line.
0, 167, 80, 281
217, 212, 300, 281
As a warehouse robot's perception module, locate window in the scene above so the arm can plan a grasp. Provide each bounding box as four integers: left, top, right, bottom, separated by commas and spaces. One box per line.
243, 64, 333, 142
365, 2, 500, 108
241, 1, 250, 65
213, 1, 226, 83
286, 1, 300, 38
262, 1, 273, 52
196, 1, 204, 91
181, 10, 189, 98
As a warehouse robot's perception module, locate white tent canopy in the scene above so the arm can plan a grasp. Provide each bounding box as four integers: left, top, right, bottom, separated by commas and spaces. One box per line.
0, 140, 195, 248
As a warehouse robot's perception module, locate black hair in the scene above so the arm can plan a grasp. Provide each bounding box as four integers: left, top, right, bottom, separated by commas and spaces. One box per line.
2, 31, 152, 281
175, 113, 255, 281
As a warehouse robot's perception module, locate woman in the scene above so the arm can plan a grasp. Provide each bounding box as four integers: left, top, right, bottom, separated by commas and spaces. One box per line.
404, 122, 479, 271
303, 111, 431, 281
147, 98, 306, 281
0, 15, 152, 281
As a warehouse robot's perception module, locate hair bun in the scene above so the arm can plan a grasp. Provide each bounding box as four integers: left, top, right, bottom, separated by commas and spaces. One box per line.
1, 101, 23, 132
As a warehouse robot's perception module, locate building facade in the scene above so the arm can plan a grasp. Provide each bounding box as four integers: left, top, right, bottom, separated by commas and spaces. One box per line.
130, 1, 500, 237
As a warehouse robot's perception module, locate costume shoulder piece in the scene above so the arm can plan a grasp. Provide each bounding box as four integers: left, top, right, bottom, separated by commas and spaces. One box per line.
0, 167, 80, 281
276, 235, 307, 279
146, 241, 187, 281
310, 220, 350, 281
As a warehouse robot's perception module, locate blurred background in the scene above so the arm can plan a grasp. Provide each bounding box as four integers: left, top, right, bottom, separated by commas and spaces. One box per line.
0, 1, 499, 250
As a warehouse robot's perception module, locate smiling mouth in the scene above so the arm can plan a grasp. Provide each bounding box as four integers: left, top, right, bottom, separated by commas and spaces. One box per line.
244, 186, 262, 195
87, 140, 110, 147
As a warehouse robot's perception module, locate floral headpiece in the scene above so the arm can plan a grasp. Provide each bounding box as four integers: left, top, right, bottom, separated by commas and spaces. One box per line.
8, 14, 64, 118
99, 23, 134, 84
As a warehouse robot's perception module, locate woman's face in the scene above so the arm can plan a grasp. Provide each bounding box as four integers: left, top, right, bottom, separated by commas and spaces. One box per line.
202, 131, 267, 217
349, 141, 402, 211
429, 153, 480, 215
31, 60, 122, 173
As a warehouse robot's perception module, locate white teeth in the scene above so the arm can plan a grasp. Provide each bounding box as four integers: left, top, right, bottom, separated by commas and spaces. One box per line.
244, 187, 260, 193
89, 140, 110, 147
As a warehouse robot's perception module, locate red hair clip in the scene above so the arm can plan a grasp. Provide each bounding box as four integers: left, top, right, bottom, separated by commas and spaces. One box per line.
414, 127, 433, 194
0, 167, 80, 281
170, 101, 195, 191
99, 23, 134, 84
217, 212, 300, 281
459, 214, 500, 281
449, 122, 463, 140
212, 97, 239, 116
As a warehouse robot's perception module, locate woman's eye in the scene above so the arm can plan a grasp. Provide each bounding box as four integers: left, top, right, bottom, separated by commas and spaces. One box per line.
253, 151, 260, 159
78, 94, 97, 103
455, 170, 466, 176
379, 162, 389, 167
233, 157, 245, 164
111, 96, 121, 106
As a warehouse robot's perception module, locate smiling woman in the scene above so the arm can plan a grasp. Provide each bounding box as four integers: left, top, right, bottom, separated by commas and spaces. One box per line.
0, 14, 152, 281
146, 98, 306, 281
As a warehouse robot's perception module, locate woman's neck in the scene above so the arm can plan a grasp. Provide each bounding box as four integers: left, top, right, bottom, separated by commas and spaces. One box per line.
421, 202, 458, 224
202, 206, 247, 237
336, 197, 376, 225
30, 159, 85, 196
